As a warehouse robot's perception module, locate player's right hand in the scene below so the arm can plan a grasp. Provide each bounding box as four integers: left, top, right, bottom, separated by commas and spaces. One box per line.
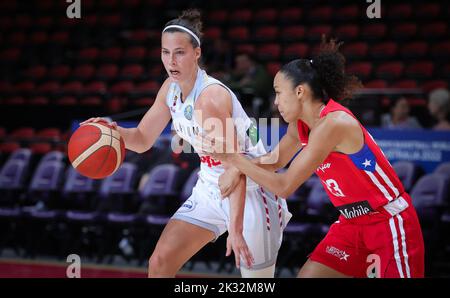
218, 167, 242, 198
79, 117, 117, 129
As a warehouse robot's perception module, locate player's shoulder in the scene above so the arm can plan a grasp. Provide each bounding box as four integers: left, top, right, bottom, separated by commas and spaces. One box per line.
322, 110, 360, 130
197, 84, 232, 110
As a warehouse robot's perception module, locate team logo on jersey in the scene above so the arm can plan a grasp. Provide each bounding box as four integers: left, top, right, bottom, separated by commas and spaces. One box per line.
184, 104, 193, 120
326, 246, 350, 261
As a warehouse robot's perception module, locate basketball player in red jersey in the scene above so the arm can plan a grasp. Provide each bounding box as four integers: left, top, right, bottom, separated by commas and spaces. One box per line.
202, 37, 425, 278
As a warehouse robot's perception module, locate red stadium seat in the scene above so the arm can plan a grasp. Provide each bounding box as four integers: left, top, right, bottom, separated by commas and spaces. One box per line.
48, 65, 71, 80
0, 81, 11, 94
404, 61, 434, 79
422, 80, 448, 92
36, 16, 53, 28
0, 142, 20, 154
229, 9, 252, 24
306, 25, 332, 41
9, 31, 26, 45
120, 64, 144, 79
203, 27, 222, 40
387, 4, 412, 19
15, 15, 32, 28
24, 65, 47, 80
110, 81, 135, 95
37, 81, 60, 94
0, 127, 5, 138
400, 42, 428, 59
335, 5, 359, 21
364, 80, 388, 89
78, 47, 99, 61
419, 22, 447, 39
431, 41, 450, 58
390, 80, 418, 89
253, 26, 278, 42
342, 42, 368, 59
347, 62, 373, 80
84, 15, 98, 26
279, 8, 302, 24
391, 23, 417, 39
308, 6, 332, 22
227, 27, 249, 42
30, 31, 48, 44
135, 81, 159, 94
15, 81, 35, 94
79, 96, 102, 106
101, 47, 122, 62
1, 48, 21, 61
206, 10, 228, 25
256, 44, 281, 61
335, 25, 359, 40
4, 96, 25, 105
415, 3, 441, 19
61, 81, 83, 94
235, 44, 255, 55
375, 62, 404, 80
254, 9, 278, 24
72, 65, 95, 80
370, 42, 398, 59
266, 62, 281, 77
28, 96, 50, 105
84, 81, 107, 95
49, 31, 69, 44
282, 43, 309, 61
96, 64, 119, 80
133, 97, 155, 107
281, 25, 306, 42
30, 142, 52, 155
361, 24, 387, 40
100, 14, 121, 27
10, 127, 35, 139
55, 96, 77, 106
123, 46, 147, 62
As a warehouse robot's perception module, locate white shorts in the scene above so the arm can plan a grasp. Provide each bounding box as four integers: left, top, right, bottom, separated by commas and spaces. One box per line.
172, 176, 292, 269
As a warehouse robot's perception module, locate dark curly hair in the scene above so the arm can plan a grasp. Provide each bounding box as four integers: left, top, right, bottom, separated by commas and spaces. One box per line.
164, 9, 203, 48
280, 35, 362, 102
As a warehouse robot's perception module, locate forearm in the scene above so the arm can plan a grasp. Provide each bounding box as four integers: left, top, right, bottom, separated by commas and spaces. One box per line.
228, 175, 246, 233
231, 154, 289, 197
116, 126, 152, 154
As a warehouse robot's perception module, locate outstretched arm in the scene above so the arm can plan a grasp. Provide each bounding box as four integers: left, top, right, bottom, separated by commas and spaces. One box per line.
208, 115, 349, 198
81, 78, 172, 154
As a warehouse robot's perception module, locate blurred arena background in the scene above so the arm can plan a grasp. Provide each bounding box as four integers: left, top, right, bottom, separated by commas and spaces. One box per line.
0, 0, 449, 278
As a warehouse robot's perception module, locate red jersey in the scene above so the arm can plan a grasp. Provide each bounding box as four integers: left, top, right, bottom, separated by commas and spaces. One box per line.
297, 99, 409, 219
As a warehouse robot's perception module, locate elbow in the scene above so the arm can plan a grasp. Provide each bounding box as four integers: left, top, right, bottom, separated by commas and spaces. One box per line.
274, 178, 292, 198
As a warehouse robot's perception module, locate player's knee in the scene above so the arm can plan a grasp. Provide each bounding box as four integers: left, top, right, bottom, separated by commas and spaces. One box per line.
148, 250, 175, 277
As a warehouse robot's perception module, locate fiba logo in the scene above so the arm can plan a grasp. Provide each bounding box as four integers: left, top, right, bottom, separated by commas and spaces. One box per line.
66, 0, 81, 19
366, 0, 381, 19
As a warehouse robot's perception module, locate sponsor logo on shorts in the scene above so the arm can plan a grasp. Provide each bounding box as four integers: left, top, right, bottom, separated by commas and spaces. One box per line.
336, 200, 374, 219
179, 199, 196, 213
326, 246, 350, 261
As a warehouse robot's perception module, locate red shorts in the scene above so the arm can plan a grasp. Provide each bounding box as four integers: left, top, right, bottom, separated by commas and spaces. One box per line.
309, 195, 425, 278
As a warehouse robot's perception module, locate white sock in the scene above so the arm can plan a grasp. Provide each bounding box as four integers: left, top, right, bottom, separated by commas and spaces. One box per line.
240, 264, 275, 278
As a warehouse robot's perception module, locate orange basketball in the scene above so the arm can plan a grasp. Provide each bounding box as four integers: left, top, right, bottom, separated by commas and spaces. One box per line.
68, 120, 125, 179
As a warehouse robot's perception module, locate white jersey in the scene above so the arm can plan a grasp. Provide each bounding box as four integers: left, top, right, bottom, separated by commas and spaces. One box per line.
166, 68, 267, 186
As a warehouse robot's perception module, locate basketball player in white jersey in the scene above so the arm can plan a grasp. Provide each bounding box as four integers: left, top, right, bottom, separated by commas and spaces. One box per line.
81, 9, 291, 277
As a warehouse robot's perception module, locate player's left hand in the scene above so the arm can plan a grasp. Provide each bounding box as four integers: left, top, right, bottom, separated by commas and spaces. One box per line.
226, 230, 254, 269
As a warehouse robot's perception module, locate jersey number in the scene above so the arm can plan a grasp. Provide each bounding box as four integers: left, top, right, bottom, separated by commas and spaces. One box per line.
324, 179, 345, 197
